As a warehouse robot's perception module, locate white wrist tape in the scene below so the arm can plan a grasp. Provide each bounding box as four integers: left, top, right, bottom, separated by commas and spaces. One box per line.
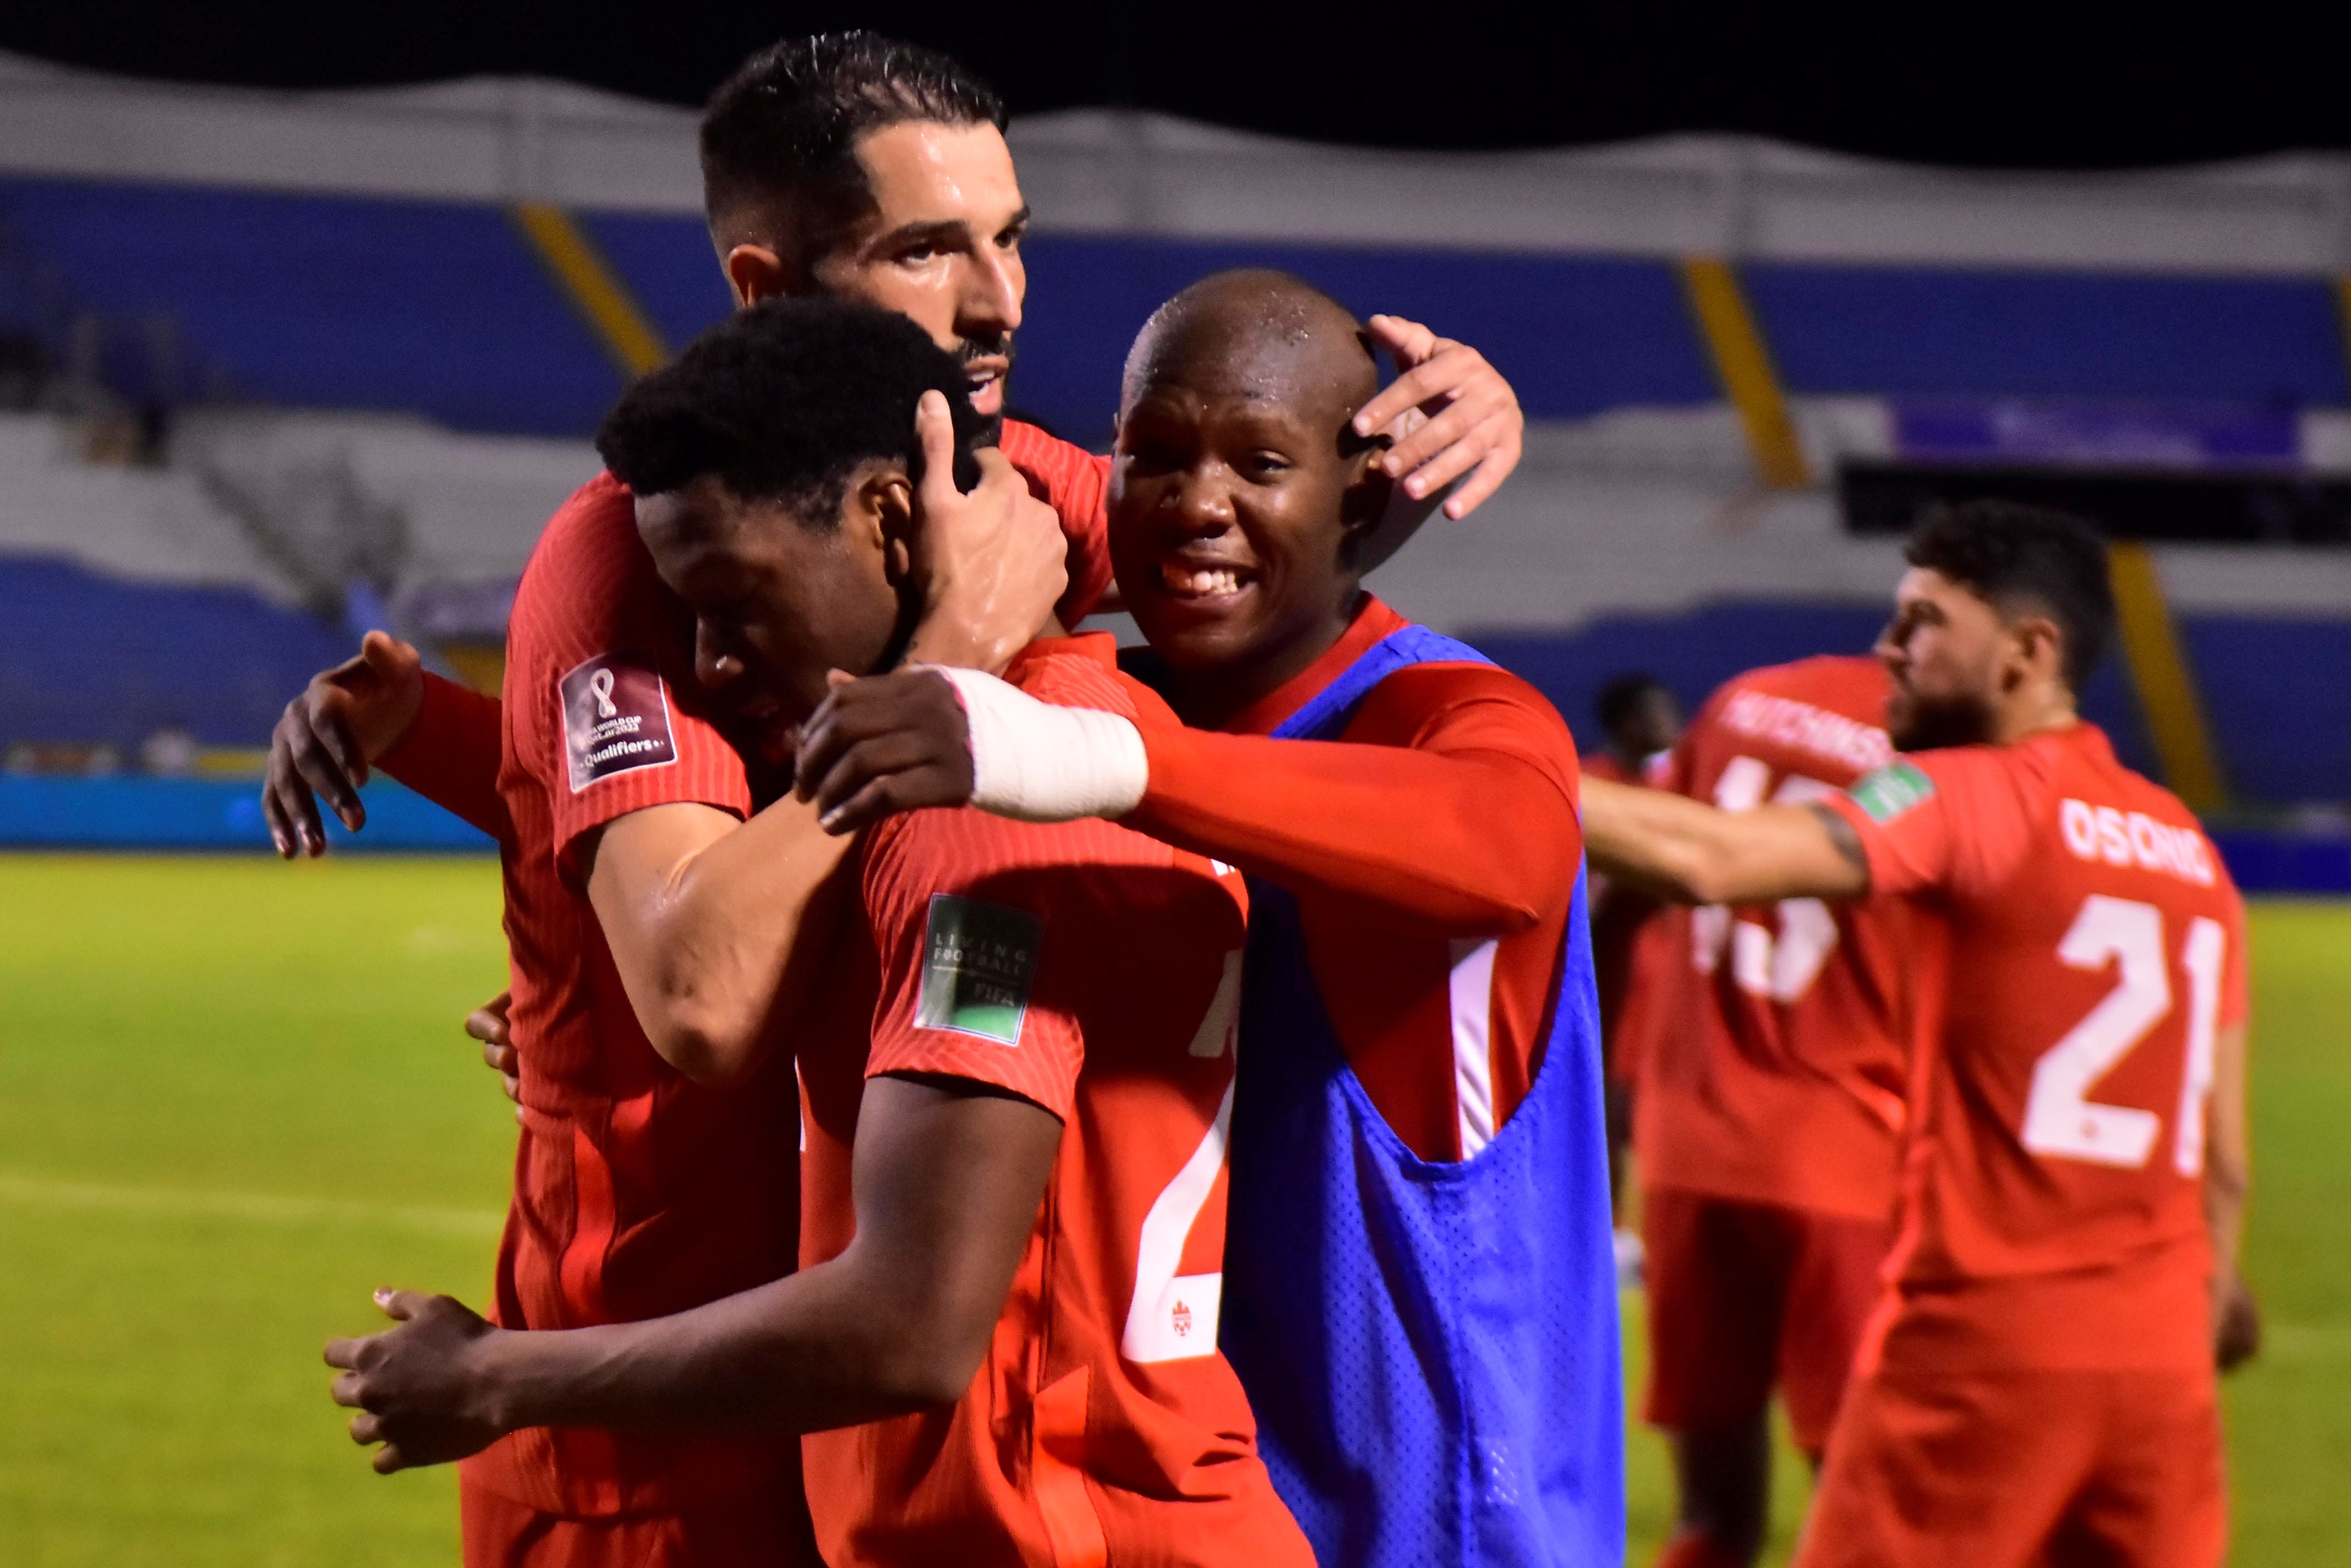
933, 666, 1150, 824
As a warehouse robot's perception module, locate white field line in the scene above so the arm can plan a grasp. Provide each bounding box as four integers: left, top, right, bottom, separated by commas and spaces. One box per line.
0, 1172, 503, 1239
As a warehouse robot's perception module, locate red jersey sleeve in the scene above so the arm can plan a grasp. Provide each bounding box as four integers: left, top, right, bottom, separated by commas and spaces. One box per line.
1124, 663, 1583, 935
999, 419, 1114, 625
1825, 745, 2037, 904
860, 808, 1087, 1123
374, 671, 509, 840
507, 476, 753, 879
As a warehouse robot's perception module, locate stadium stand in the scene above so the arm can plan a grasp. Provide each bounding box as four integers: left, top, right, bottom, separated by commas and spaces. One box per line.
0, 53, 2345, 879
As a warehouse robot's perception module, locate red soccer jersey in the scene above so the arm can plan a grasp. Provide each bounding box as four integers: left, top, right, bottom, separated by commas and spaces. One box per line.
1123, 596, 1587, 1162
999, 418, 1115, 624
1827, 723, 2250, 1372
796, 634, 1310, 1568
444, 471, 799, 1516
1637, 655, 1910, 1219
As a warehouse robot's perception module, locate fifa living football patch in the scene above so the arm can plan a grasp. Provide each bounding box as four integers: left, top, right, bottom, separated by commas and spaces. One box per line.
561, 651, 678, 793
1848, 760, 1937, 824
916, 894, 1042, 1045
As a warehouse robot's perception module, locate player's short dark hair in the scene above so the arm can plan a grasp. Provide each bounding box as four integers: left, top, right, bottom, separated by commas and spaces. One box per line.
700, 32, 1005, 250
1594, 673, 1674, 736
594, 297, 980, 526
1904, 499, 2116, 690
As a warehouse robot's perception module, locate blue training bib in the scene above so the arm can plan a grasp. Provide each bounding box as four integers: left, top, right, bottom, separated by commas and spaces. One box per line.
1218, 622, 1625, 1568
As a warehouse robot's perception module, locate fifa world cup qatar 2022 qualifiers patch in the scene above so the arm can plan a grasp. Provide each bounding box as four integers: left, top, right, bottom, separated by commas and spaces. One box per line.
1849, 759, 1937, 825
561, 651, 679, 793
917, 894, 1043, 1045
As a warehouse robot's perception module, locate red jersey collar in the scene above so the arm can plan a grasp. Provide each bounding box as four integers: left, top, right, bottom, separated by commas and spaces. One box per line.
1222, 595, 1408, 737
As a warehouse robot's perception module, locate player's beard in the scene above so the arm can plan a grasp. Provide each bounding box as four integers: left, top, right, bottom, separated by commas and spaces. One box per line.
962, 331, 1014, 445
1889, 686, 1997, 751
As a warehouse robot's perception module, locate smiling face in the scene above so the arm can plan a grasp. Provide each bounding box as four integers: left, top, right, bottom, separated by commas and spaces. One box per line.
1109, 275, 1385, 720
634, 467, 920, 733
723, 120, 1027, 430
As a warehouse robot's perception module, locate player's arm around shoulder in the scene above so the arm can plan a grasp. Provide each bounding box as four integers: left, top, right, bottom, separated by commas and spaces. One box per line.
1579, 771, 1875, 908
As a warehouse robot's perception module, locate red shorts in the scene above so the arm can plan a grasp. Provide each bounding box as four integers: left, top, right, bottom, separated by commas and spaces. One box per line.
1795, 1364, 2224, 1568
1641, 1187, 1890, 1456
460, 1477, 820, 1567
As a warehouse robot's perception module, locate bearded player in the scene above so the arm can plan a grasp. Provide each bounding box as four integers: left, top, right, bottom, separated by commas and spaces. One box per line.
788, 269, 1622, 1566
264, 34, 1525, 1564
1631, 653, 1906, 1568
1580, 501, 2252, 1568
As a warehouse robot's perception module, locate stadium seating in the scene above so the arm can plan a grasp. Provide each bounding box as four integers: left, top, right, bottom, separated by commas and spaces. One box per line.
3, 166, 2348, 870
0, 553, 346, 747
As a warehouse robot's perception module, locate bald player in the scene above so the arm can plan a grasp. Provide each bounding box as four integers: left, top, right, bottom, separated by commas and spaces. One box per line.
790, 267, 1623, 1567
1579, 502, 2252, 1568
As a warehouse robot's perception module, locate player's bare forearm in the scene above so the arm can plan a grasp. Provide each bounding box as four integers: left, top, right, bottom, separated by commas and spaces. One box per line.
327, 1075, 1058, 1466
584, 796, 860, 1085
1579, 779, 1871, 906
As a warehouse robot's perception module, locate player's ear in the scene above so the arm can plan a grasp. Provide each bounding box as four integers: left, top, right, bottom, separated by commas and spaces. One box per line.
1336, 422, 1390, 542
862, 469, 920, 584
723, 243, 798, 307
2003, 611, 2064, 693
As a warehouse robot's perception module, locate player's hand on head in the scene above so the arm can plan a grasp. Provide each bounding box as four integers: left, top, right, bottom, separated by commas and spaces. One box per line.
464, 990, 522, 1118
905, 389, 1067, 675
324, 1288, 507, 1473
261, 630, 426, 857
793, 667, 976, 835
2216, 1274, 2262, 1373
1353, 315, 1524, 521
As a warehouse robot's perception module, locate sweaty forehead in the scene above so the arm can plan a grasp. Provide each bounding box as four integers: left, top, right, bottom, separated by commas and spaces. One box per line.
1123, 280, 1376, 425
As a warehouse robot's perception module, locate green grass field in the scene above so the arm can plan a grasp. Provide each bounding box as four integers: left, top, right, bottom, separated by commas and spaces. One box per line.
0, 855, 2342, 1564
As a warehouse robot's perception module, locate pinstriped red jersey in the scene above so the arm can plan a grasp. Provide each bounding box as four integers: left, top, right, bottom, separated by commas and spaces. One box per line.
999, 418, 1115, 624
401, 425, 1114, 1518
797, 633, 1311, 1568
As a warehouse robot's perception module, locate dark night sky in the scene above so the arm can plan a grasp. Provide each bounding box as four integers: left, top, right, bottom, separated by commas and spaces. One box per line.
2, 2, 2345, 171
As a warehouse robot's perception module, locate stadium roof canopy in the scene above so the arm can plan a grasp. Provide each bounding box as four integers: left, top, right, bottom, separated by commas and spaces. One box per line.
2, 2, 2349, 172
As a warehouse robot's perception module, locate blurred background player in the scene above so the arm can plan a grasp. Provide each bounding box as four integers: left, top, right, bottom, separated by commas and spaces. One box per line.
1626, 653, 1906, 1568
1582, 673, 1685, 1256
261, 34, 1525, 1565
329, 297, 1315, 1567
790, 269, 1622, 1567
1582, 502, 2254, 1568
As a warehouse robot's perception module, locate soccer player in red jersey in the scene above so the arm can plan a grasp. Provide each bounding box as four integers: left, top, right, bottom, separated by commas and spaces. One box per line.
1631, 654, 1907, 1568
1578, 502, 2254, 1568
269, 36, 1527, 1564
330, 298, 1313, 1567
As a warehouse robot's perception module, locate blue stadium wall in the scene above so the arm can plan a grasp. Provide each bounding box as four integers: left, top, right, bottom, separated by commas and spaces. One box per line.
10, 176, 2350, 440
